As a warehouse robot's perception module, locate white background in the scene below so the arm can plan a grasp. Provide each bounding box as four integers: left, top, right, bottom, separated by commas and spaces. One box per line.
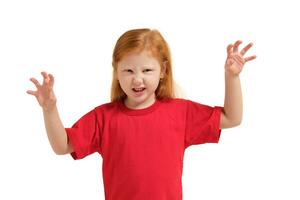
1, 0, 299, 199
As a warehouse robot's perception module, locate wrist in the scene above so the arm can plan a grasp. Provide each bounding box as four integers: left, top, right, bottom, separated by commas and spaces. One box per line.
42, 103, 57, 113
225, 70, 240, 78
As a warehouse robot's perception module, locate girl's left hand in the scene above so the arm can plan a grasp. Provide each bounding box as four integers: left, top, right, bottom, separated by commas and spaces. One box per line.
225, 40, 256, 75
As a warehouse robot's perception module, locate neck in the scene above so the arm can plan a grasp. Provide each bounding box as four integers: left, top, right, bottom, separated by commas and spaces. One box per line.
124, 96, 156, 110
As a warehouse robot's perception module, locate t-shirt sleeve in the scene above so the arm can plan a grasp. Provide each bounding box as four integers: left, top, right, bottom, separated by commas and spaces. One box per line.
185, 100, 223, 148
65, 109, 102, 160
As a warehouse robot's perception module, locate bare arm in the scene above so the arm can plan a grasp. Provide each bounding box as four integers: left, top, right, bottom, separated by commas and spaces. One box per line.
220, 40, 256, 129
27, 71, 73, 155
221, 72, 243, 129
42, 105, 73, 155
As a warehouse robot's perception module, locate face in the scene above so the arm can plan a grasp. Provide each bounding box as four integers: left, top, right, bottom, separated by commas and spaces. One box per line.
117, 50, 165, 109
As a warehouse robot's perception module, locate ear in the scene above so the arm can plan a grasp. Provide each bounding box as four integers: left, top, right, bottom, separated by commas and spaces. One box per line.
160, 61, 167, 78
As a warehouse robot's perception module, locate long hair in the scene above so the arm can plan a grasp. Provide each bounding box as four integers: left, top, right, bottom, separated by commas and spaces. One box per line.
111, 28, 175, 102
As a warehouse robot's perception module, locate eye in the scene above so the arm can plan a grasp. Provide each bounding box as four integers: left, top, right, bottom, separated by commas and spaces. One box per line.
124, 69, 133, 73
144, 69, 153, 72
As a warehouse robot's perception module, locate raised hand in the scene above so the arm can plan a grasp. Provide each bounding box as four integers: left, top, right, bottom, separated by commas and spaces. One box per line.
27, 71, 57, 111
225, 40, 256, 75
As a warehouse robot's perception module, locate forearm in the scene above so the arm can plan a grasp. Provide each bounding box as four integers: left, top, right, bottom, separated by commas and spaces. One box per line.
42, 105, 68, 155
223, 71, 243, 125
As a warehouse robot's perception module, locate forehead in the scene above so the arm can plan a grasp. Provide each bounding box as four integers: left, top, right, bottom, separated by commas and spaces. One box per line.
118, 50, 160, 68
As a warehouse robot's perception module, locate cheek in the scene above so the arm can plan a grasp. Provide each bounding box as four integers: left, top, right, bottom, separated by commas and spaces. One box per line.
118, 77, 130, 89
148, 76, 160, 87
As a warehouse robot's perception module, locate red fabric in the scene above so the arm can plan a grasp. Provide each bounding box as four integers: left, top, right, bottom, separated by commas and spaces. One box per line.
65, 98, 223, 200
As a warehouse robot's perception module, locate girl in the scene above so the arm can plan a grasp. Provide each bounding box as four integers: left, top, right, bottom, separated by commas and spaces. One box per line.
27, 28, 256, 200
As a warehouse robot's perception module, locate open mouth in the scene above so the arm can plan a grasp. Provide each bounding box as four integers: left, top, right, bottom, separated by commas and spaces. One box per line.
132, 87, 145, 92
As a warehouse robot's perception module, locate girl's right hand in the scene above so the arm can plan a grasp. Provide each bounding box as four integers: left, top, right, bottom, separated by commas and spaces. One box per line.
27, 71, 57, 111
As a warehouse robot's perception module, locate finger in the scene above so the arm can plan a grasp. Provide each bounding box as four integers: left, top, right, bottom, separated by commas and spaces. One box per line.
30, 78, 41, 88
227, 44, 233, 55
41, 71, 48, 78
233, 40, 242, 53
48, 73, 55, 85
41, 71, 50, 84
240, 43, 253, 56
245, 55, 257, 62
26, 90, 37, 96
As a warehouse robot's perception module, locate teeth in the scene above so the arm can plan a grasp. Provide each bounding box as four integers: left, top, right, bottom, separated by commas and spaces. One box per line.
133, 88, 144, 92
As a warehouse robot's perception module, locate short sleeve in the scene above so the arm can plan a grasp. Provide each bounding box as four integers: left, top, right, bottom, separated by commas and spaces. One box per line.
65, 109, 102, 160
185, 100, 223, 148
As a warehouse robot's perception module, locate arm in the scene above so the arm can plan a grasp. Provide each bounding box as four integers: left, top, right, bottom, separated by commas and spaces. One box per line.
27, 71, 73, 155
43, 105, 73, 155
220, 40, 256, 129
221, 72, 243, 129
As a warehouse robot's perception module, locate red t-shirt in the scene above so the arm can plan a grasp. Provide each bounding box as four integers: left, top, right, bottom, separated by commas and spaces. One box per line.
65, 98, 223, 200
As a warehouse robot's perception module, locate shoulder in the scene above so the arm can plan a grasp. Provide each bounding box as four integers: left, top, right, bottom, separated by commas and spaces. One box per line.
93, 101, 120, 114
160, 98, 190, 105
161, 98, 215, 112
159, 98, 191, 111
80, 101, 121, 122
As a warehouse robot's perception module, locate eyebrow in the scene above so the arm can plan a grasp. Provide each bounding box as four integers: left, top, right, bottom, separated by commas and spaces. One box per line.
122, 66, 155, 69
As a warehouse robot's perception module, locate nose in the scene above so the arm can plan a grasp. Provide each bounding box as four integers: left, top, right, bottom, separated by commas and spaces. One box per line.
132, 74, 143, 85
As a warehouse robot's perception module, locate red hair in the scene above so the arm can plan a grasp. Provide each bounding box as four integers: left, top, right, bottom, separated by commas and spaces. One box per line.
111, 28, 175, 102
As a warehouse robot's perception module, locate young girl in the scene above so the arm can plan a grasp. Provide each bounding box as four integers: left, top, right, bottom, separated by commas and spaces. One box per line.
27, 28, 256, 200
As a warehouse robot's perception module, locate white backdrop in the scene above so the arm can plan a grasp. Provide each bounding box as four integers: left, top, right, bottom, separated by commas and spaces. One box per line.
1, 0, 299, 199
